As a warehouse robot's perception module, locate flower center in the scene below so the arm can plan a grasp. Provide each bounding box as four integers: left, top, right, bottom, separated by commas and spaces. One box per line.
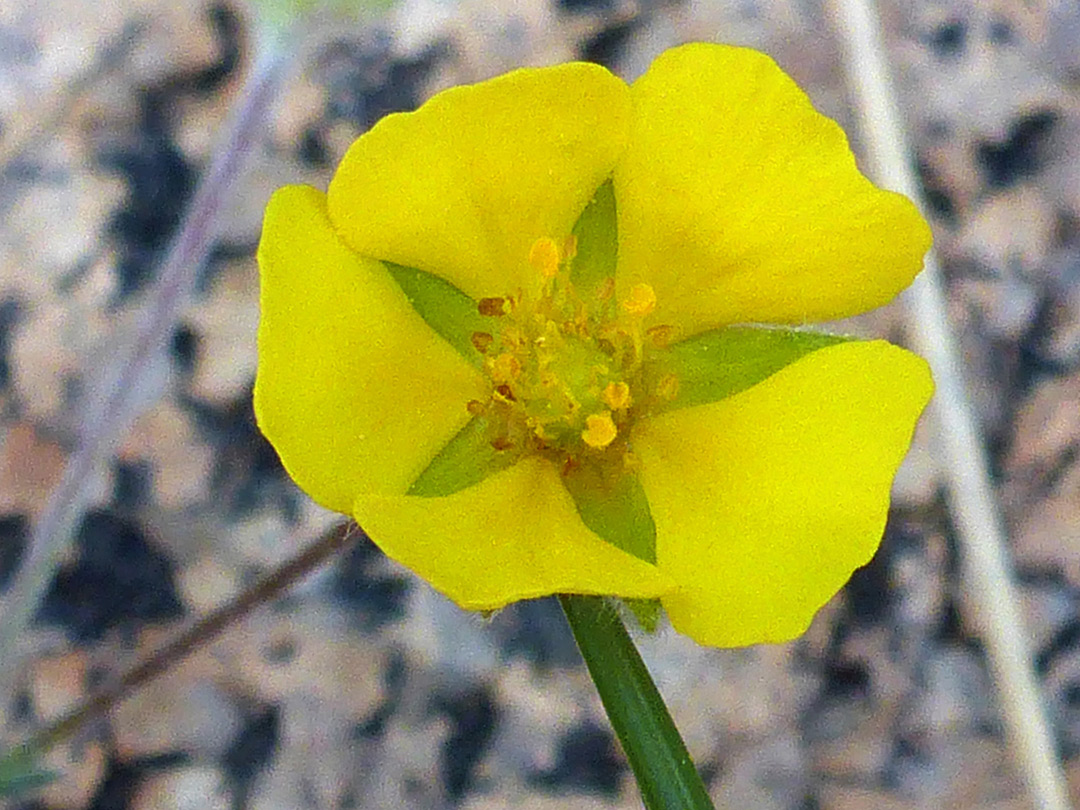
468, 237, 679, 471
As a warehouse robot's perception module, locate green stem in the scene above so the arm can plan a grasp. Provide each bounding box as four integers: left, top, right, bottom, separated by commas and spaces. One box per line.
559, 595, 716, 810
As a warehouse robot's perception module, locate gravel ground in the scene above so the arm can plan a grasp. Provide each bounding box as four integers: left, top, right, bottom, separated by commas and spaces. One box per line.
1, 0, 1080, 808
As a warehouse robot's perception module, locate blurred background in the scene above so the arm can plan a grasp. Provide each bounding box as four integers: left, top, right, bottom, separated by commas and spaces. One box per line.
1, 0, 1079, 807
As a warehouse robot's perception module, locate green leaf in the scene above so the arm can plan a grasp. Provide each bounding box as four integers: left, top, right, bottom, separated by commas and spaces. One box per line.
570, 179, 618, 299
384, 262, 498, 368
0, 747, 55, 800
645, 326, 850, 414
408, 416, 520, 496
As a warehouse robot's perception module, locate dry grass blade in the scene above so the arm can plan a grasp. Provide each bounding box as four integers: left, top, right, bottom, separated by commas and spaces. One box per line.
827, 1, 1072, 809
0, 32, 292, 694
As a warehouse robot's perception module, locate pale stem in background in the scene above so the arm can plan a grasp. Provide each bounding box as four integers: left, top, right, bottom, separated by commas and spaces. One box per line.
829, 2, 1072, 809
0, 25, 294, 695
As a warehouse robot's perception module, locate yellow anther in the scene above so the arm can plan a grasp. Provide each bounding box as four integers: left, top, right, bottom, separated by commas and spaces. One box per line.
601, 381, 631, 410
492, 353, 522, 383
529, 237, 562, 279
582, 411, 618, 449
656, 373, 680, 401
622, 283, 656, 317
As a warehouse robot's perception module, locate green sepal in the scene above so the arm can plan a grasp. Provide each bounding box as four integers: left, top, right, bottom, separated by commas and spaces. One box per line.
561, 460, 656, 565
384, 262, 498, 369
407, 416, 520, 497
0, 747, 55, 800
570, 179, 618, 299
624, 598, 661, 632
644, 326, 850, 414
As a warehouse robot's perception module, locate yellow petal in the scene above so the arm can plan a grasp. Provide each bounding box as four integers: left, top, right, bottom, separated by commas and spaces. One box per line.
327, 62, 631, 299
615, 43, 931, 333
254, 185, 487, 512
632, 340, 933, 647
354, 456, 672, 610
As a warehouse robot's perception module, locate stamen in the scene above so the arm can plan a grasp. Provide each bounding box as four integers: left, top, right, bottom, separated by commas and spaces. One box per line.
582, 411, 618, 449
475, 242, 670, 471
622, 283, 656, 317
527, 417, 547, 440
562, 235, 578, 263
656, 373, 680, 401
529, 237, 562, 279
471, 332, 494, 353
646, 324, 675, 347
597, 277, 615, 301
601, 381, 631, 410
478, 297, 507, 316
492, 353, 522, 383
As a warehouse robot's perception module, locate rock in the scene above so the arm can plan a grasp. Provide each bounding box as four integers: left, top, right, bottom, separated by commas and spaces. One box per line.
39, 740, 107, 809
129, 765, 232, 810
0, 422, 67, 518
29, 650, 88, 723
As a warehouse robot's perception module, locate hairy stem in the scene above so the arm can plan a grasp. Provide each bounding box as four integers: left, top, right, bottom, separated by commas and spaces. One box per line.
559, 595, 716, 810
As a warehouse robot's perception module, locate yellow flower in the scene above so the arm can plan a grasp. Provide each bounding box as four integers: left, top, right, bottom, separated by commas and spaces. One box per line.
254, 43, 933, 647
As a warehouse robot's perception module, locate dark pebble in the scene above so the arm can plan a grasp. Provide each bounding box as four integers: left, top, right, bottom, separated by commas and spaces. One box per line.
330, 532, 410, 632
0, 513, 28, 592
988, 18, 1014, 46
102, 138, 195, 300
557, 0, 614, 13
181, 386, 293, 517
1036, 619, 1080, 677
491, 596, 580, 670
926, 20, 966, 59
100, 3, 244, 300
318, 40, 442, 132
222, 704, 280, 799
170, 323, 199, 376
353, 649, 407, 740
580, 21, 637, 68
298, 125, 331, 168
111, 459, 153, 510
85, 753, 186, 810
37, 510, 186, 643
529, 722, 625, 797
433, 685, 498, 802
0, 297, 21, 389
976, 110, 1059, 189
822, 659, 872, 700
